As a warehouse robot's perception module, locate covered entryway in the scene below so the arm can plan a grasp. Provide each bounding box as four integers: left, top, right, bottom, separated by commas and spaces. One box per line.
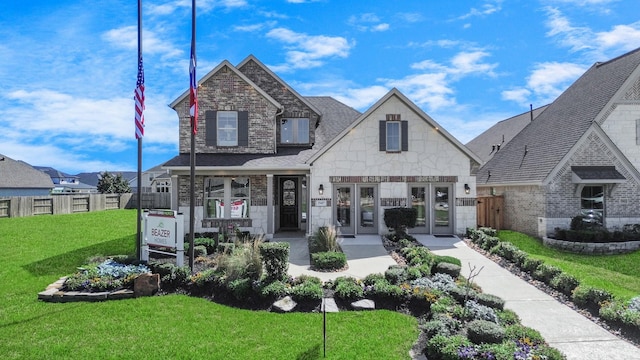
279, 177, 299, 230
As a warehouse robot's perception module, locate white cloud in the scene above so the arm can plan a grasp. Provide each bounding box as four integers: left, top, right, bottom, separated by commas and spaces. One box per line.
457, 0, 503, 20
102, 26, 182, 59
348, 13, 390, 32
266, 28, 354, 71
332, 86, 390, 110
234, 22, 277, 32
595, 22, 640, 50
502, 62, 586, 105
395, 13, 424, 23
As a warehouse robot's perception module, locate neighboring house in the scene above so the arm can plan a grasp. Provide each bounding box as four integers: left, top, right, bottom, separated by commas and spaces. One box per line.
142, 164, 172, 193
0, 155, 54, 196
164, 55, 480, 238
34, 166, 96, 193
466, 105, 549, 164
475, 47, 640, 237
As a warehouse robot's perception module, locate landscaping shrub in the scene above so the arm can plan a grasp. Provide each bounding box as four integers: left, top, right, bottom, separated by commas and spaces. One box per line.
259, 280, 288, 300
532, 263, 562, 283
190, 268, 218, 291
259, 241, 290, 281
572, 285, 613, 309
475, 293, 505, 310
406, 266, 424, 280
465, 300, 499, 323
489, 242, 519, 262
433, 255, 462, 267
511, 250, 529, 267
364, 278, 404, 303
363, 272, 385, 286
216, 238, 264, 282
193, 245, 207, 258
478, 227, 497, 237
466, 320, 505, 344
520, 257, 543, 274
148, 262, 190, 290
309, 226, 339, 253
384, 266, 408, 285
425, 334, 471, 360
433, 262, 461, 278
311, 251, 346, 270
191, 237, 217, 254
333, 276, 364, 301
481, 236, 500, 251
549, 272, 579, 296
401, 246, 435, 267
504, 324, 545, 345
290, 279, 323, 303
447, 285, 476, 305
599, 300, 640, 331
497, 309, 520, 326
216, 242, 235, 254
383, 207, 417, 235
228, 278, 252, 300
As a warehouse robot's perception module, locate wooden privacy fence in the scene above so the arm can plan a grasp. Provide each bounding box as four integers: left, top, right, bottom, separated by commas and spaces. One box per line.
476, 195, 504, 230
0, 193, 171, 218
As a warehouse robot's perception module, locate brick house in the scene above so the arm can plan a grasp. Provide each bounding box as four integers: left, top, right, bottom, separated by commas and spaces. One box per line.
164, 55, 480, 238
473, 47, 640, 237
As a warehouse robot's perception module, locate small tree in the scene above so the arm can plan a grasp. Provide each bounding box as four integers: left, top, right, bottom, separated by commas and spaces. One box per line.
97, 171, 131, 194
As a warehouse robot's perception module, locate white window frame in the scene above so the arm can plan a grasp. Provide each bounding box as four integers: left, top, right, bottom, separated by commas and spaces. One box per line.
386, 121, 401, 152
281, 118, 310, 144
217, 111, 238, 147
204, 177, 250, 219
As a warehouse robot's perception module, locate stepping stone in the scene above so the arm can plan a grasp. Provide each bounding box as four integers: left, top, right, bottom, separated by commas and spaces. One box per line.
273, 296, 297, 313
351, 299, 375, 310
321, 298, 339, 313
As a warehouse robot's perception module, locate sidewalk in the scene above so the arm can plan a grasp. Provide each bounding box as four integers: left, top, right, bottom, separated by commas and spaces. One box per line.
282, 234, 640, 360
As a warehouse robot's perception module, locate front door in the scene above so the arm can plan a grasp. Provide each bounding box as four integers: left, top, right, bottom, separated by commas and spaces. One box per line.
280, 178, 298, 229
357, 185, 377, 234
335, 185, 355, 235
410, 185, 430, 233
433, 185, 453, 234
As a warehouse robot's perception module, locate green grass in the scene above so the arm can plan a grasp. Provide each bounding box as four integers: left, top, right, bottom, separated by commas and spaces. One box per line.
498, 230, 640, 301
0, 210, 418, 359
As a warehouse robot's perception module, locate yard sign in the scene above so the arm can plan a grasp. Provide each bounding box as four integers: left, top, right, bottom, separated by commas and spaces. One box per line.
142, 210, 185, 266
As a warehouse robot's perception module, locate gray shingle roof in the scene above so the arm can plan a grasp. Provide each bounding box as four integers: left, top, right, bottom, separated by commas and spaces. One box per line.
466, 105, 548, 164
0, 154, 54, 189
477, 47, 640, 184
163, 96, 361, 169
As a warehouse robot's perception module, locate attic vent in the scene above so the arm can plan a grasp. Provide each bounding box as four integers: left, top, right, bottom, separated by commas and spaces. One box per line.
386, 114, 401, 121
221, 76, 234, 93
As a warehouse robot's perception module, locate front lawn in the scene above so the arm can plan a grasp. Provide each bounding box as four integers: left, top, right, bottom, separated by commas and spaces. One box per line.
498, 230, 640, 301
0, 210, 417, 359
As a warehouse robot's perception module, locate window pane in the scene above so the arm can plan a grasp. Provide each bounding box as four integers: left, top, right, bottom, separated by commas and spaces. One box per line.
205, 178, 225, 218
386, 122, 400, 151
281, 119, 293, 143
218, 111, 237, 146
297, 119, 309, 143
581, 185, 603, 225
231, 177, 250, 218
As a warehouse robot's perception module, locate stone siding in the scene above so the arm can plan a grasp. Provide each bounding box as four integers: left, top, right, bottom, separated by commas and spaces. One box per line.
478, 185, 545, 237
174, 64, 279, 154
238, 59, 320, 147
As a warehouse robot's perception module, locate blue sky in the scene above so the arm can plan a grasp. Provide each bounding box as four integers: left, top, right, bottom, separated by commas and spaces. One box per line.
1, 0, 639, 175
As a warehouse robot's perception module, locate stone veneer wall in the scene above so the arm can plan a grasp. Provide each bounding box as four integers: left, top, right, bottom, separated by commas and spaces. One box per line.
543, 237, 640, 255
238, 59, 320, 147
174, 64, 279, 154
478, 185, 545, 237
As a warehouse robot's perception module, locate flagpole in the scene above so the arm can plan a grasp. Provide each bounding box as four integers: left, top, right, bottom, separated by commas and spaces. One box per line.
136, 0, 143, 261
188, 0, 197, 271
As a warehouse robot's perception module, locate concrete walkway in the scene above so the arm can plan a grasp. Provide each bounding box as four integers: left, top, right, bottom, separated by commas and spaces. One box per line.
280, 234, 640, 360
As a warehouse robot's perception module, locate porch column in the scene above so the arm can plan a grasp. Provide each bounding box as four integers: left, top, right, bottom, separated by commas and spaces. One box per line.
306, 174, 311, 236
170, 174, 179, 211
266, 174, 274, 238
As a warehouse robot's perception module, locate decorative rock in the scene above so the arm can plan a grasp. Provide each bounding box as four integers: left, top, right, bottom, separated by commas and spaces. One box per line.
273, 296, 297, 313
351, 299, 375, 310
321, 298, 339, 313
134, 273, 160, 297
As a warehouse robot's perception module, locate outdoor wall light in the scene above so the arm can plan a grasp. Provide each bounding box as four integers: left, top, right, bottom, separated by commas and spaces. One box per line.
464, 184, 471, 194
318, 184, 324, 195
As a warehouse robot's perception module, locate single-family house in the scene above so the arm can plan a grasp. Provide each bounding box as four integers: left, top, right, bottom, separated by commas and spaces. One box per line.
164, 55, 480, 238
0, 155, 54, 196
475, 47, 640, 237
34, 166, 96, 193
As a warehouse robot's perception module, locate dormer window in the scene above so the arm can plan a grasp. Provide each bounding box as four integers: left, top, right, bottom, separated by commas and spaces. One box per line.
281, 118, 309, 144
379, 114, 408, 152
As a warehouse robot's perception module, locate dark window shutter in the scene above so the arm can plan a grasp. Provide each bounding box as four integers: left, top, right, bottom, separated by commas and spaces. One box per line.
379, 120, 386, 151
401, 120, 408, 151
205, 110, 217, 146
238, 111, 249, 147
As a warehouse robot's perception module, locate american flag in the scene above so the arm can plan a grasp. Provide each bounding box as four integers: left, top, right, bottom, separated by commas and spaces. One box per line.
189, 42, 198, 134
134, 56, 145, 139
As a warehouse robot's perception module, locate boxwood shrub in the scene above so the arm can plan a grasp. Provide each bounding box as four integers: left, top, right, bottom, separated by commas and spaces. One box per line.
333, 276, 364, 301
290, 279, 323, 303
475, 292, 505, 310
433, 262, 461, 278
549, 272, 579, 296
259, 241, 290, 281
311, 251, 346, 270
466, 319, 506, 344
572, 286, 613, 309
532, 264, 563, 283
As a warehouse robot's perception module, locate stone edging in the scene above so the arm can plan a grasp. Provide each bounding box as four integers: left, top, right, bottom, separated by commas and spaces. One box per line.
543, 237, 640, 255
38, 273, 160, 302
